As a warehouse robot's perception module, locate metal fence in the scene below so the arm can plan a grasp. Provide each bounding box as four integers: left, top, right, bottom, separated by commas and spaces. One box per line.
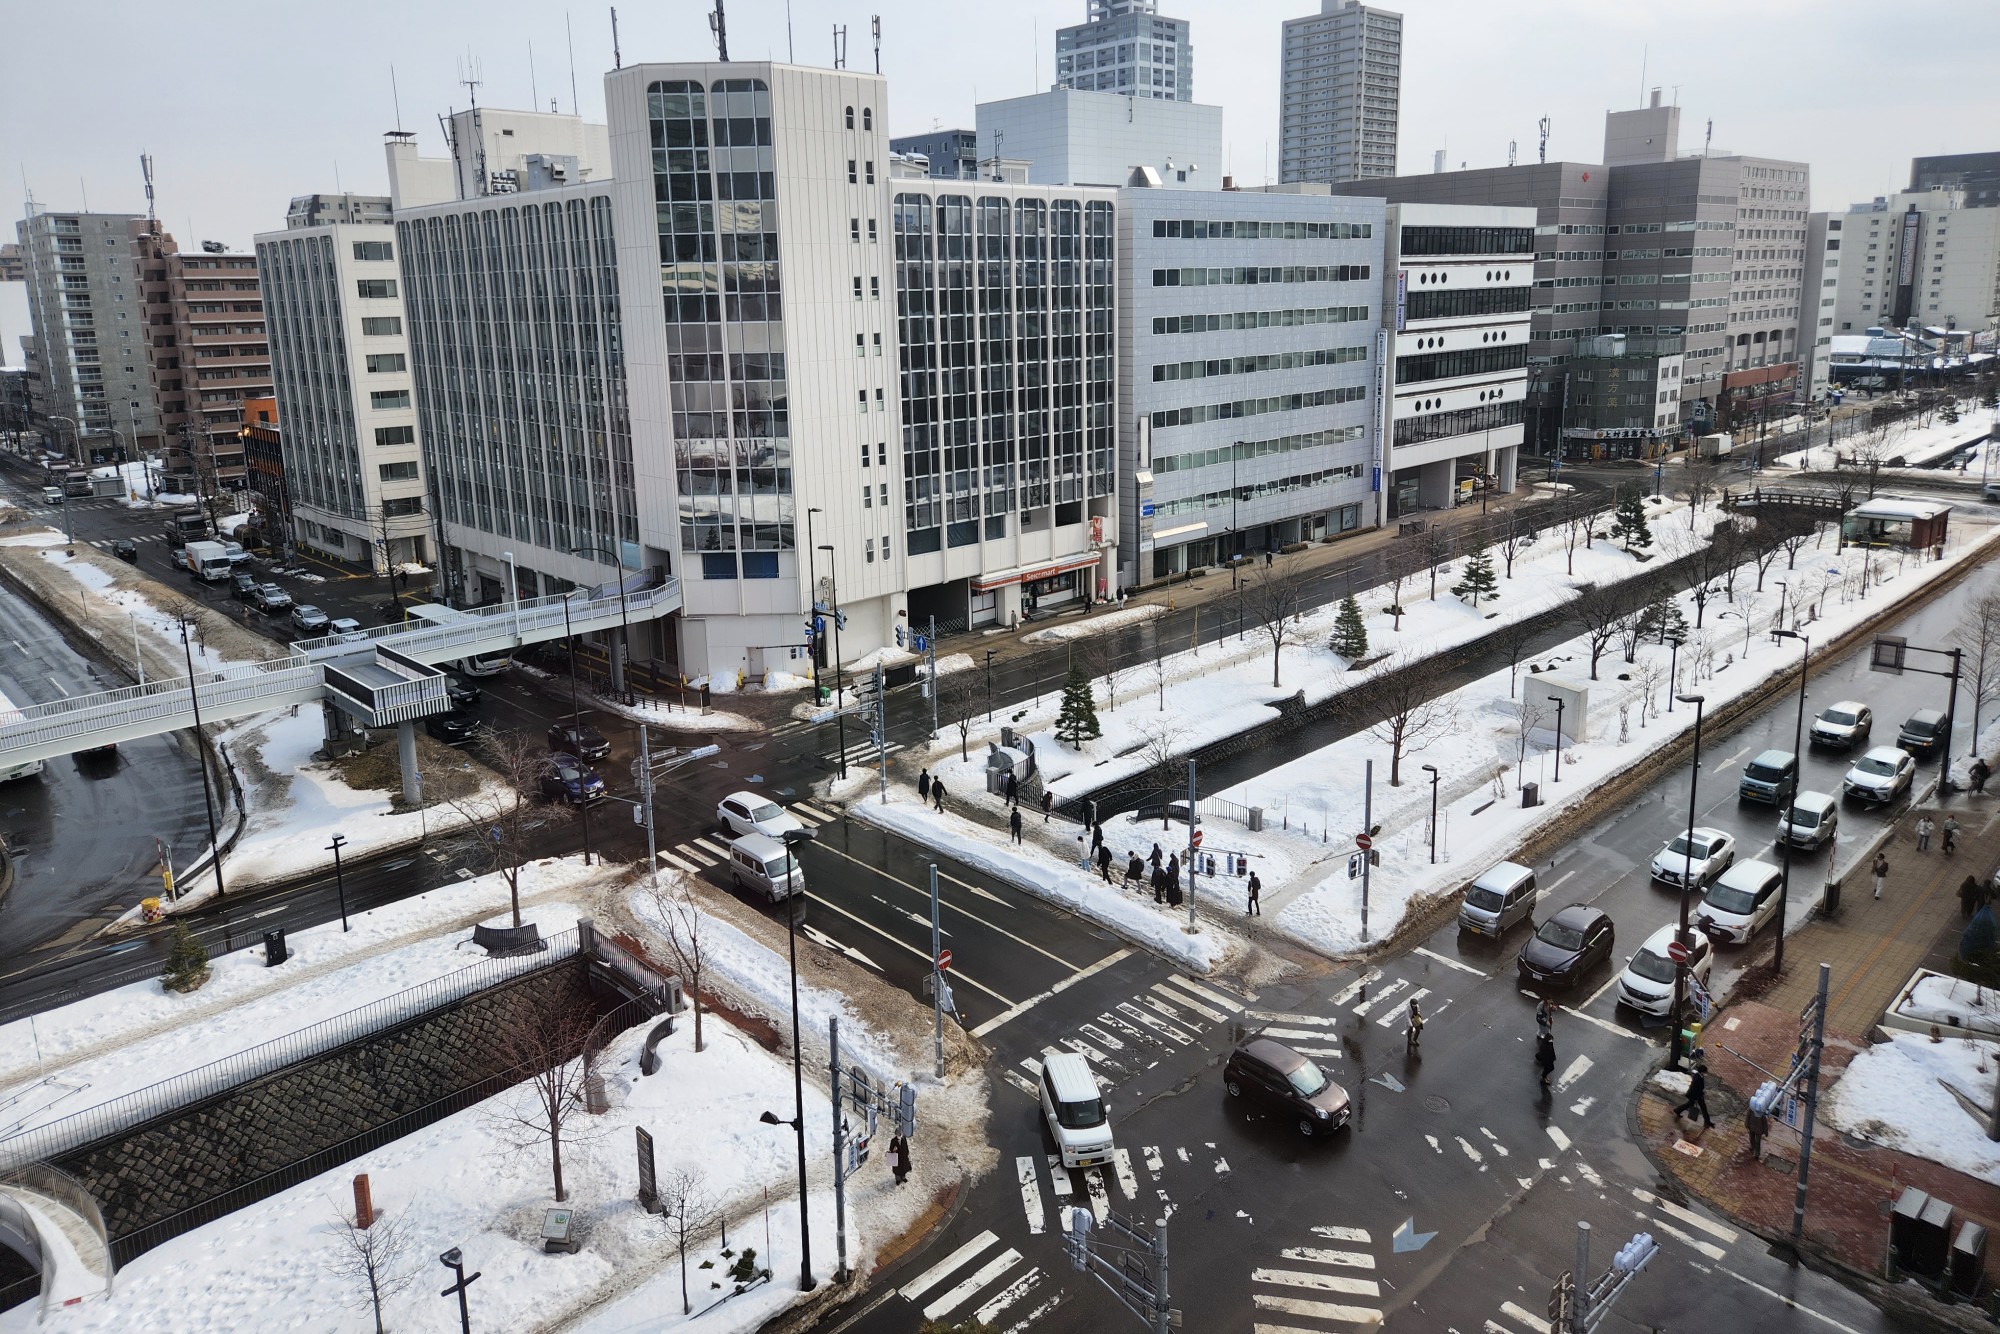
0, 928, 580, 1175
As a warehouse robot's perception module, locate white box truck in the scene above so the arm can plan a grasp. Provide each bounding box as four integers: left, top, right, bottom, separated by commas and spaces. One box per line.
181, 540, 232, 581
1697, 432, 1734, 459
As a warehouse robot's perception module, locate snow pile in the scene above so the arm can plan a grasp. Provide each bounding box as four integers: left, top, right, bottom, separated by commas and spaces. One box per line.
1020, 602, 1166, 644
1826, 1032, 2000, 1185
1771, 399, 1990, 472
1896, 974, 2000, 1040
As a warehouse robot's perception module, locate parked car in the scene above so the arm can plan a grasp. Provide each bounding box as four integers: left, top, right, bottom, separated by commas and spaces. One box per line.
1778, 790, 1841, 851
424, 709, 480, 745
539, 752, 605, 804
289, 604, 331, 635
112, 538, 139, 563
1222, 1036, 1351, 1138
1041, 1051, 1118, 1166
443, 672, 481, 711
1809, 700, 1872, 749
717, 791, 806, 841
222, 541, 251, 567
1897, 708, 1952, 760
250, 584, 293, 613
1738, 749, 1798, 805
1516, 906, 1615, 988
326, 617, 366, 642
1699, 859, 1786, 945
1844, 745, 1915, 803
229, 572, 260, 600
1615, 923, 1714, 1016
547, 719, 611, 761
1457, 861, 1538, 938
40, 486, 63, 505
1650, 827, 1736, 889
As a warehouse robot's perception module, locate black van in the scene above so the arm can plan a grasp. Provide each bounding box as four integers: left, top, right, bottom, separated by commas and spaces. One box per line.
1897, 708, 1951, 760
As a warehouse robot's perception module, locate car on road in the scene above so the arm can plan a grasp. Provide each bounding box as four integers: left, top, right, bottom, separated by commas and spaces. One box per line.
1809, 700, 1872, 749
1778, 790, 1840, 851
1897, 708, 1952, 761
1042, 1051, 1118, 1166
424, 709, 480, 744
326, 617, 366, 642
222, 541, 251, 567
1844, 745, 1915, 803
717, 791, 806, 841
289, 605, 331, 635
727, 832, 804, 901
539, 752, 605, 804
1615, 922, 1714, 1016
1650, 827, 1736, 889
1457, 861, 1538, 938
1222, 1036, 1351, 1138
40, 486, 63, 505
547, 719, 611, 761
229, 572, 260, 601
1738, 749, 1798, 805
1699, 859, 1786, 945
1516, 906, 1615, 988
112, 538, 139, 563
250, 584, 293, 613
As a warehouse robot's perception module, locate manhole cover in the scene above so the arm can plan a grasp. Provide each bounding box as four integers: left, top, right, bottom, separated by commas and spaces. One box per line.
1424, 1094, 1450, 1114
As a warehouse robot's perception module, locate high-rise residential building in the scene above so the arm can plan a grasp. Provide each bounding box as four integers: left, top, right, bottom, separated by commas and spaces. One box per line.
132, 221, 272, 494
976, 89, 1222, 191
1910, 152, 2000, 208
888, 130, 978, 180
1800, 211, 1843, 399
0, 243, 24, 282
1831, 189, 2000, 337
1119, 185, 1383, 584
1279, 0, 1402, 185
284, 193, 395, 228
256, 198, 432, 573
1055, 0, 1193, 102
14, 208, 156, 461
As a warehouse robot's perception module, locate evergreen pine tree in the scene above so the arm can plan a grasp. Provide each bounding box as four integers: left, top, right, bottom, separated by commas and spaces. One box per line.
1329, 593, 1369, 660
1611, 493, 1653, 553
160, 922, 211, 993
1451, 543, 1499, 606
1053, 661, 1102, 749
1638, 596, 1688, 643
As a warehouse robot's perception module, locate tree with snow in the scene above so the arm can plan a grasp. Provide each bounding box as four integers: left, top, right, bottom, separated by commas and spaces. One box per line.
1451, 542, 1499, 606
1611, 492, 1653, 554
160, 922, 210, 993
324, 1205, 420, 1334
1329, 594, 1369, 660
1054, 661, 1102, 749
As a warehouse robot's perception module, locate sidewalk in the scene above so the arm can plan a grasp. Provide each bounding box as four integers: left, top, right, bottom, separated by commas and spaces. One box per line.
1637, 775, 2000, 1303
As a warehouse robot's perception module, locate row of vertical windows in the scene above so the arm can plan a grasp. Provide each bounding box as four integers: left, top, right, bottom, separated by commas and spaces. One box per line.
1394, 344, 1528, 385
1149, 385, 1366, 430
1150, 217, 1372, 240
1151, 304, 1368, 335
1403, 287, 1531, 320
1152, 344, 1367, 382
1153, 425, 1364, 474
1152, 264, 1371, 287
1392, 399, 1523, 447
1152, 464, 1363, 517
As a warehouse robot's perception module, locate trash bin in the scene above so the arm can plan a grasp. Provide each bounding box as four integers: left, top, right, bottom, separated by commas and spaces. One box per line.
1890, 1187, 1953, 1279
1521, 782, 1540, 809
263, 928, 288, 967
1952, 1220, 1987, 1298
1823, 875, 1841, 918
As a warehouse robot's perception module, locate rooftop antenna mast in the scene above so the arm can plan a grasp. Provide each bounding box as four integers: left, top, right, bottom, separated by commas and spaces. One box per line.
1703, 118, 1713, 158
610, 6, 621, 70
391, 65, 404, 132
457, 56, 486, 196
566, 11, 579, 113
139, 154, 156, 221
786, 0, 795, 62
1507, 140, 1517, 168
872, 15, 881, 74
710, 0, 730, 61
529, 40, 539, 110
832, 24, 846, 70
1537, 116, 1550, 164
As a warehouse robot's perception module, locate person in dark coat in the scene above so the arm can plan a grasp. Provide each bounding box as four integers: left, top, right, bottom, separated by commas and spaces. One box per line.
918, 768, 931, 801
1152, 865, 1166, 903
1090, 822, 1104, 854
932, 778, 946, 813
1042, 790, 1054, 823
1246, 872, 1262, 916
1535, 1030, 1556, 1089
1964, 875, 1986, 918
1005, 771, 1019, 807
1165, 875, 1184, 908
1150, 844, 1163, 872
1673, 1060, 1715, 1128
1125, 852, 1143, 890
1097, 842, 1114, 881
1009, 807, 1024, 843
888, 1134, 911, 1185
1973, 758, 1991, 794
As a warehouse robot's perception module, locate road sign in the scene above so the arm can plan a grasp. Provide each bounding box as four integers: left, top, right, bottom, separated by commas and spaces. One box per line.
937, 948, 952, 972
1355, 832, 1374, 851
1191, 829, 1203, 849
1666, 938, 1692, 965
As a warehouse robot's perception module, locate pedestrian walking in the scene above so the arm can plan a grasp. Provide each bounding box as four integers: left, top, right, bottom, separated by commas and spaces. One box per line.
933, 778, 947, 813
1166, 854, 1179, 889
1005, 771, 1018, 807
1535, 1031, 1556, 1090
1873, 850, 1889, 899
1097, 842, 1114, 881
1535, 996, 1555, 1036
1150, 843, 1163, 873
1917, 815, 1935, 852
1042, 790, 1054, 823
1125, 852, 1143, 890
1165, 873, 1184, 908
1961, 874, 1983, 919
918, 768, 931, 801
1972, 758, 1991, 794
1151, 864, 1166, 904
1673, 1060, 1715, 1129
1090, 821, 1104, 854
1406, 998, 1425, 1050
1944, 815, 1962, 855
888, 1134, 911, 1186
1009, 807, 1023, 844
1246, 871, 1262, 916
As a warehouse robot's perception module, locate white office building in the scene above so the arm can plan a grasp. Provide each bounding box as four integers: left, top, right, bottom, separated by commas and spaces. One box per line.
1832, 189, 2000, 337
1801, 211, 1843, 400
1119, 186, 1384, 584
1279, 0, 1403, 185
977, 89, 1222, 191
1054, 0, 1194, 102
256, 205, 431, 572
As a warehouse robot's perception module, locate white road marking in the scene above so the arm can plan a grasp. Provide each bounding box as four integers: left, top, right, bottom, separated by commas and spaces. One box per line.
1251, 1268, 1380, 1297
1376, 987, 1430, 1026
45, 675, 69, 697
691, 836, 732, 858
1424, 1134, 1443, 1154
1084, 1166, 1110, 1222
1414, 945, 1487, 977
1645, 1213, 1727, 1262
1718, 1264, 1872, 1332
1328, 968, 1381, 1008
1151, 982, 1228, 1023
1175, 1147, 1191, 1163
1310, 1224, 1372, 1243
678, 845, 718, 868
1059, 1035, 1111, 1064
1498, 1301, 1553, 1333
1002, 1071, 1038, 1098
1574, 1161, 1604, 1188
1456, 1136, 1487, 1170
1251, 1293, 1383, 1325
1019, 1056, 1043, 1079
1112, 1147, 1138, 1200
1078, 1022, 1128, 1051
656, 850, 701, 873
1578, 970, 1622, 1009
1046, 1155, 1075, 1199
1213, 1154, 1231, 1176
1245, 1011, 1340, 1027
1350, 977, 1411, 1017
1016, 1157, 1045, 1234
1166, 974, 1244, 1011
923, 1248, 1023, 1321
901, 1230, 998, 1302
1262, 1026, 1343, 1041
1279, 1246, 1375, 1270
1143, 1146, 1164, 1177
1289, 1045, 1345, 1058
1570, 1095, 1597, 1117
792, 801, 836, 821
1118, 1001, 1192, 1045
1559, 1005, 1646, 1039
1545, 1126, 1572, 1153
973, 1267, 1044, 1327
969, 948, 1133, 1038
1479, 1127, 1510, 1157
1555, 1054, 1593, 1091
1632, 1190, 1739, 1243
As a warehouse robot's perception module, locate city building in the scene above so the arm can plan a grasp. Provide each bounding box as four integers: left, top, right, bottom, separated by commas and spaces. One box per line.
256, 202, 432, 573
1118, 184, 1382, 584
1279, 0, 1402, 185
1054, 0, 1193, 102
1910, 151, 2000, 208
1830, 189, 2000, 337
0, 243, 23, 282
237, 395, 290, 554
284, 193, 394, 228
131, 221, 272, 494
385, 107, 613, 210
1800, 211, 1842, 400
14, 208, 156, 461
976, 88, 1222, 190
1376, 201, 1531, 520
0, 367, 30, 438
888, 129, 978, 180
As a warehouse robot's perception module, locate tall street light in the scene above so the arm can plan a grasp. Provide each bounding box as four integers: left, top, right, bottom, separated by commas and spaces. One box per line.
326, 834, 351, 932
570, 544, 633, 701
819, 545, 845, 779
764, 826, 818, 1292
804, 508, 825, 703
1666, 637, 1683, 711
560, 591, 593, 866
1772, 630, 1810, 972
1670, 692, 1706, 1070
179, 613, 226, 902
1546, 695, 1566, 783
1421, 763, 1440, 864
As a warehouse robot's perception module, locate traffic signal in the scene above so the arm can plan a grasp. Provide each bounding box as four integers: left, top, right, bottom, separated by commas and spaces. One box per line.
1612, 1232, 1658, 1275
895, 625, 906, 648
835, 608, 849, 631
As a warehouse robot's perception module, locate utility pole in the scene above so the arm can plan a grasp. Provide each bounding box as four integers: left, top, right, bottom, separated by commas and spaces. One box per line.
637, 727, 658, 895
1184, 759, 1198, 932
1063, 1208, 1174, 1333
829, 1015, 849, 1283
1360, 759, 1373, 943
929, 863, 946, 1079
927, 615, 939, 741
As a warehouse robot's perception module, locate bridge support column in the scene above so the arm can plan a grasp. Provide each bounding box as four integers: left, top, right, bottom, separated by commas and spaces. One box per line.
319, 699, 346, 758
396, 720, 420, 805
610, 629, 627, 696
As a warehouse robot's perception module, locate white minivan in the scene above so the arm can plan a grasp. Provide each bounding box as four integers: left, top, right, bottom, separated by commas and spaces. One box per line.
1040, 1050, 1115, 1169
1615, 923, 1713, 1016
726, 832, 803, 902
1457, 862, 1537, 937
1699, 859, 1785, 945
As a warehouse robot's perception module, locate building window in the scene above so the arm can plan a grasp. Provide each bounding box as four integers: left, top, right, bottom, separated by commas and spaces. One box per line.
742, 551, 779, 578
863, 108, 873, 131
352, 241, 393, 262
851, 218, 861, 242
867, 219, 877, 242
855, 334, 866, 356
370, 389, 411, 410
379, 461, 420, 482
848, 160, 858, 183
865, 161, 875, 184
365, 353, 406, 373
360, 316, 402, 336
702, 553, 737, 580
355, 278, 397, 299
845, 106, 855, 129
381, 496, 423, 518
854, 277, 863, 300
375, 425, 416, 447
870, 276, 880, 299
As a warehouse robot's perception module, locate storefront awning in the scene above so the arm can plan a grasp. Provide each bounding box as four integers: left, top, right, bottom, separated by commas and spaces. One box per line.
971, 550, 1103, 593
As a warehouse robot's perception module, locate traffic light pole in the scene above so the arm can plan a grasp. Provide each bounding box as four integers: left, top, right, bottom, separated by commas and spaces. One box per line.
829, 1015, 849, 1284
930, 863, 945, 1079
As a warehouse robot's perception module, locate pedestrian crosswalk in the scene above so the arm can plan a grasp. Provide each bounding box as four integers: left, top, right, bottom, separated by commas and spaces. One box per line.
1250, 1220, 1385, 1331
829, 737, 903, 769
897, 1228, 1063, 1330
653, 799, 841, 875
1000, 972, 1245, 1104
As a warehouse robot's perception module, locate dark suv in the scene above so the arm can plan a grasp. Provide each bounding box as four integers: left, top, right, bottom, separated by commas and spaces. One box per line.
1897, 708, 1952, 761
547, 719, 611, 761
1222, 1036, 1351, 1138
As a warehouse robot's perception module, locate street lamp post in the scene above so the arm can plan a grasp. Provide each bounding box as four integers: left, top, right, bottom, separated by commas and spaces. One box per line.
1547, 695, 1566, 783
326, 833, 350, 931
1666, 637, 1683, 710
560, 592, 593, 866
438, 1248, 478, 1333
501, 551, 520, 641
818, 545, 844, 780
1772, 630, 1810, 972
1421, 764, 1440, 863
569, 544, 633, 701
179, 614, 226, 902
984, 649, 998, 722
766, 830, 818, 1292
805, 508, 825, 703
1670, 692, 1707, 1070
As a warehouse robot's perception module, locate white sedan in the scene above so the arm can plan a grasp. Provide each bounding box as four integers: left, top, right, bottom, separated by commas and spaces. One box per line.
1650, 826, 1736, 890
1843, 745, 1915, 804
717, 791, 806, 840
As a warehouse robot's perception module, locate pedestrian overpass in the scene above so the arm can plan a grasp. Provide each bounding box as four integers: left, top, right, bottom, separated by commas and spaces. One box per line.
0, 581, 682, 776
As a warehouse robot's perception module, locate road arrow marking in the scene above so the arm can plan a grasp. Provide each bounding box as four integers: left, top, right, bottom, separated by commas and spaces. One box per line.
801, 924, 882, 971
1392, 1217, 1437, 1252
1369, 1071, 1406, 1093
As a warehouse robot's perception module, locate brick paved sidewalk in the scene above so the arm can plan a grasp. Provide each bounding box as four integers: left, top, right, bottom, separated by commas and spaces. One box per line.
1635, 781, 2000, 1314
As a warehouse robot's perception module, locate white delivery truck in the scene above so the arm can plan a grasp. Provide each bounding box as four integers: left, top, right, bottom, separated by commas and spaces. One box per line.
181, 540, 233, 581
1697, 432, 1734, 460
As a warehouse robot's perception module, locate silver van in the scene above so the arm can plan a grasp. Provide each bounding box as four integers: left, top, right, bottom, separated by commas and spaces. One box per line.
1778, 790, 1839, 851
1458, 861, 1537, 937
727, 832, 803, 901
1040, 1050, 1115, 1169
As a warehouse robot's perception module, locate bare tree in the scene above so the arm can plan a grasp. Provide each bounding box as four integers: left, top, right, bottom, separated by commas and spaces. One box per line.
1495, 618, 1540, 700
1568, 582, 1632, 680
1634, 656, 1666, 726
1615, 608, 1648, 665
1150, 635, 1168, 712
1497, 506, 1538, 578
1954, 592, 2000, 743
1660, 524, 1735, 630
1515, 695, 1548, 786
324, 1205, 420, 1334
1238, 559, 1309, 687
1084, 639, 1126, 713
1837, 423, 1895, 500
938, 670, 981, 761
644, 872, 712, 1053
1365, 652, 1459, 786
1558, 496, 1598, 575
658, 1166, 721, 1316
1416, 525, 1456, 601
484, 1002, 613, 1202
1773, 509, 1822, 571
1385, 548, 1421, 631
1135, 723, 1186, 828
1746, 514, 1791, 592
1681, 454, 1723, 527
445, 730, 555, 926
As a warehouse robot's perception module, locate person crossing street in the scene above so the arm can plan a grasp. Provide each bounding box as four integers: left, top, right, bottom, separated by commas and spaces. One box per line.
1406, 998, 1425, 1050
1673, 1057, 1715, 1129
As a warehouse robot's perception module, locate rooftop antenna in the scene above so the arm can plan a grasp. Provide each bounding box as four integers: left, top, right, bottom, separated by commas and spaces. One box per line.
458, 53, 483, 110
786, 0, 794, 61
390, 65, 404, 132
832, 24, 846, 69
610, 6, 621, 70
1507, 140, 1517, 167
1638, 44, 1647, 107
140, 154, 156, 221
529, 40, 539, 110
711, 0, 730, 61
1537, 116, 1549, 164
566, 11, 579, 114
872, 15, 881, 75
1703, 118, 1713, 157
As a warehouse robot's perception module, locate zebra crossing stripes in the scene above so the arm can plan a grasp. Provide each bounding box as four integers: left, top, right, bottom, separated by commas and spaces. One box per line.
999, 974, 1237, 1092
658, 801, 835, 877
1251, 1222, 1385, 1331
830, 738, 904, 768
900, 1222, 1056, 1327
1489, 1301, 1552, 1334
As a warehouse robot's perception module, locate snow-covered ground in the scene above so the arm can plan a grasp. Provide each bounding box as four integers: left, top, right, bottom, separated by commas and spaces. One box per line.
1770, 399, 1991, 472
1890, 972, 2000, 1040
1825, 1032, 2000, 1185
1020, 602, 1165, 644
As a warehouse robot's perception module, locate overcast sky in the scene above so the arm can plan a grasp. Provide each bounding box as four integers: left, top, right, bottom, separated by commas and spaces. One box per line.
6, 0, 1998, 365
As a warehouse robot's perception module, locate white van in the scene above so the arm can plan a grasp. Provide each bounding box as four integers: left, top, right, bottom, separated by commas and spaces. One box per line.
1458, 862, 1537, 937
726, 832, 802, 902
1039, 1050, 1115, 1169
1699, 859, 1785, 945
40, 486, 63, 505
1778, 791, 1839, 851
1614, 923, 1713, 1016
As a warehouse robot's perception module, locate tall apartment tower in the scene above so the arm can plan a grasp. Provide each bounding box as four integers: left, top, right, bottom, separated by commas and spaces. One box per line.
14, 208, 156, 460
1279, 0, 1402, 185
1055, 0, 1193, 102
1831, 190, 2000, 335
256, 194, 432, 573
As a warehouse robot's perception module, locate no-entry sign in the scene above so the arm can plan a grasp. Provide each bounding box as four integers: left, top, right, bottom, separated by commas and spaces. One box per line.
1666, 939, 1692, 965
937, 948, 953, 972
1355, 833, 1374, 851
